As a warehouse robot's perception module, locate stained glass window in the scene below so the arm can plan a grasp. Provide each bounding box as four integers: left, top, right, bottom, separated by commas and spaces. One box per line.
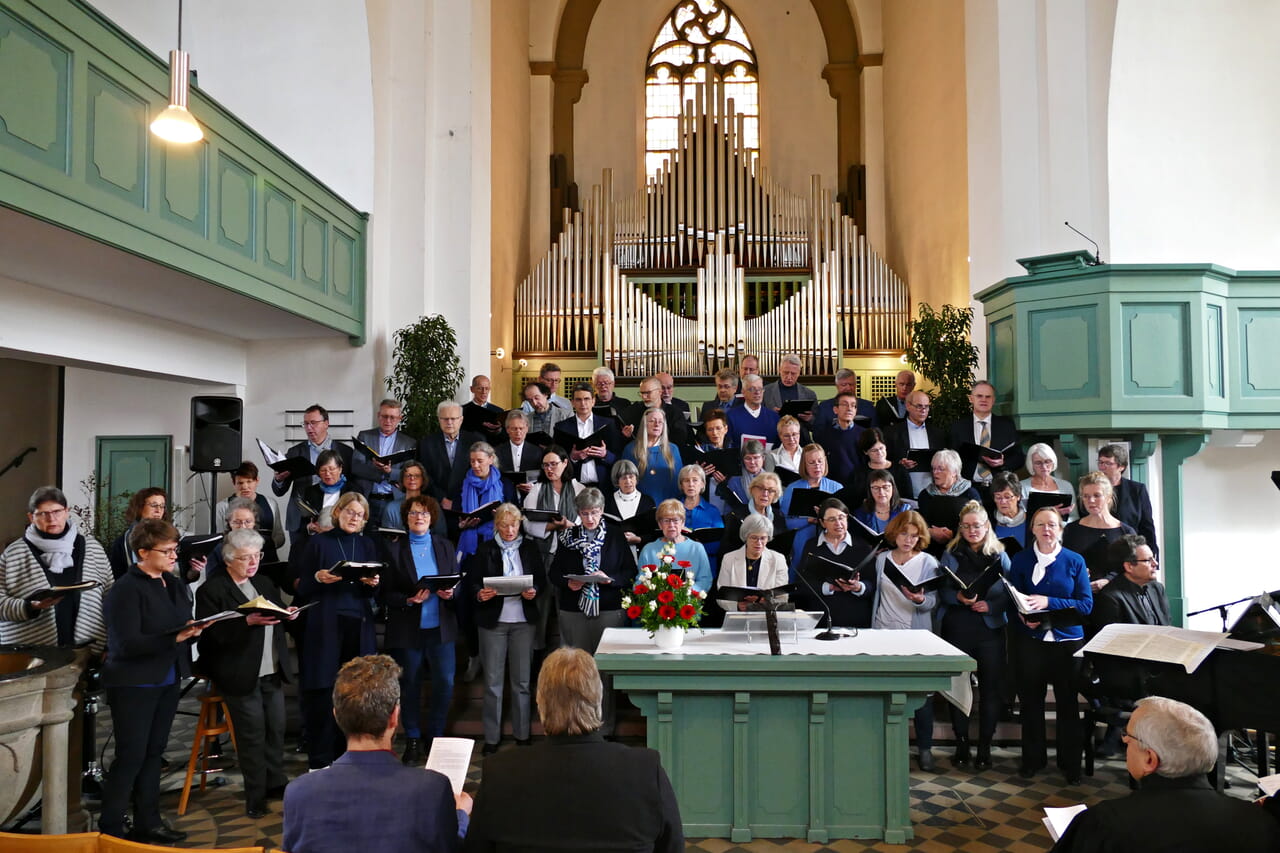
645, 0, 759, 177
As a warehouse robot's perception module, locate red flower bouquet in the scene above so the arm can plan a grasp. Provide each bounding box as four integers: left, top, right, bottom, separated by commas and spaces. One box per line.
621, 541, 705, 635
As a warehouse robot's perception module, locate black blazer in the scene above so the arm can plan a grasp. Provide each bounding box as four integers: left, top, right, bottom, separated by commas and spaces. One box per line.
195, 572, 293, 695
101, 566, 194, 688
875, 395, 909, 427
1092, 576, 1170, 630
271, 440, 354, 533
378, 532, 460, 649
548, 526, 637, 612
945, 415, 1026, 481
418, 430, 484, 503
884, 419, 945, 485
463, 537, 546, 630
795, 538, 878, 629
553, 414, 621, 483
495, 441, 542, 476
1113, 477, 1158, 556
350, 428, 418, 497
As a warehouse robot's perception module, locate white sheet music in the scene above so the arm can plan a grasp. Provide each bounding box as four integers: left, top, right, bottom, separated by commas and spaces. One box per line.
486, 574, 533, 596
425, 736, 474, 794
256, 437, 285, 464
1077, 623, 1262, 673
1042, 804, 1087, 841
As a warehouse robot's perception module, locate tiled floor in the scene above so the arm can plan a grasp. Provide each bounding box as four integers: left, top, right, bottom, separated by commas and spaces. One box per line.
34, 685, 1262, 851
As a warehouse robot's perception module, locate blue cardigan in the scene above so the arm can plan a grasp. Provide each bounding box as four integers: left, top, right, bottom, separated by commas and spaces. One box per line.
1006, 546, 1093, 641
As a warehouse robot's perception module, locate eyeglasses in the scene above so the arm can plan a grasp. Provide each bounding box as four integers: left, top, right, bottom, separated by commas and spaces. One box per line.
302, 419, 326, 427
958, 523, 986, 531
542, 460, 565, 468
146, 546, 179, 557
228, 519, 257, 529
339, 508, 367, 520
1134, 557, 1159, 565
33, 508, 68, 520
229, 552, 264, 563
407, 510, 432, 519
144, 501, 167, 510
1121, 727, 1148, 749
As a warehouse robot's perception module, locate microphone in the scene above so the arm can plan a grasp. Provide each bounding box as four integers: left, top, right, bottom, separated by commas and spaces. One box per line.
794, 552, 848, 641
1063, 221, 1103, 265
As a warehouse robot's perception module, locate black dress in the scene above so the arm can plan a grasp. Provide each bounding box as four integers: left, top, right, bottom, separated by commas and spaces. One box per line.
1062, 521, 1134, 583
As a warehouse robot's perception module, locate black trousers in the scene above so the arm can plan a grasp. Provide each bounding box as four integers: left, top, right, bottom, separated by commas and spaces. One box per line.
100, 681, 181, 836
223, 674, 288, 802
941, 617, 1006, 742
1014, 632, 1084, 775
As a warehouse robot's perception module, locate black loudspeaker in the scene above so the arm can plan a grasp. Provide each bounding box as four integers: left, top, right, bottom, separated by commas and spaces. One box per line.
190, 396, 243, 472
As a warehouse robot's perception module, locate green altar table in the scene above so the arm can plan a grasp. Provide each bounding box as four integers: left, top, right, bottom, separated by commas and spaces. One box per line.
596, 627, 975, 844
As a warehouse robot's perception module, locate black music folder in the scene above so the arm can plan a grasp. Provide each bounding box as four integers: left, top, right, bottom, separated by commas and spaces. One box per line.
257, 438, 315, 478
568, 428, 611, 453
882, 561, 941, 594
1024, 491, 1073, 519
178, 533, 223, 561
785, 487, 830, 520
329, 560, 384, 581
524, 431, 555, 449
957, 440, 1016, 468
415, 573, 464, 593
25, 580, 100, 602
686, 445, 739, 476
352, 437, 417, 466
902, 448, 937, 467
684, 526, 724, 545
778, 399, 815, 418
524, 507, 568, 523
940, 560, 1004, 599
604, 508, 658, 539
775, 466, 803, 487
445, 501, 501, 522
462, 405, 505, 435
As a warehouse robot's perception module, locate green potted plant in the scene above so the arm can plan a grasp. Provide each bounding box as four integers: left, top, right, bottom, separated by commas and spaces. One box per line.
905, 302, 980, 427
385, 314, 467, 437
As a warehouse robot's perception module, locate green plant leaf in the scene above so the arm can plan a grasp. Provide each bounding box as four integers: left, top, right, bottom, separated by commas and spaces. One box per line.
385, 314, 467, 437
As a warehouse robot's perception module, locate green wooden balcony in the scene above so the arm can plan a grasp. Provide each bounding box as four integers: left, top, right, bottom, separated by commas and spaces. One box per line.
0, 0, 367, 342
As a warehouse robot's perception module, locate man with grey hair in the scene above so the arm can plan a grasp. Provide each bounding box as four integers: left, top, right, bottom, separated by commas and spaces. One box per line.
591, 365, 631, 418
815, 367, 876, 429
1052, 696, 1280, 852
762, 354, 817, 422
284, 654, 471, 852
726, 373, 780, 446
196, 527, 295, 817
352, 398, 418, 514
419, 400, 483, 513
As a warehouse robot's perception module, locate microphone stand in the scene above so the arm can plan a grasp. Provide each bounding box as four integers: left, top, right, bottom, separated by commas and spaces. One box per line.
1187, 594, 1259, 632
794, 560, 844, 641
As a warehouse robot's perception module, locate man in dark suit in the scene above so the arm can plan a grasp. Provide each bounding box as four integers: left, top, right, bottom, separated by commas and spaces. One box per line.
463, 647, 683, 852
351, 398, 418, 519
495, 410, 542, 501
885, 390, 944, 498
875, 370, 916, 426
461, 375, 505, 443
591, 366, 631, 420
1052, 697, 1280, 853
945, 380, 1025, 493
553, 382, 620, 488
196, 528, 294, 818
655, 371, 691, 420
271, 404, 354, 549
1098, 444, 1159, 556
1087, 534, 1171, 753
622, 376, 690, 446
418, 401, 482, 511
283, 654, 470, 853
762, 354, 817, 425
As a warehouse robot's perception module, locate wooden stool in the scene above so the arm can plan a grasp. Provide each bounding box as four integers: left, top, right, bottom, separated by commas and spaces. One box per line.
177, 687, 238, 815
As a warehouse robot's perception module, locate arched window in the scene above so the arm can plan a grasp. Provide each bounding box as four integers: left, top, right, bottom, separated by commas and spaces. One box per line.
645, 0, 759, 178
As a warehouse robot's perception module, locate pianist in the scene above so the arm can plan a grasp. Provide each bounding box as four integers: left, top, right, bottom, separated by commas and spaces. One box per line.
1052, 696, 1280, 852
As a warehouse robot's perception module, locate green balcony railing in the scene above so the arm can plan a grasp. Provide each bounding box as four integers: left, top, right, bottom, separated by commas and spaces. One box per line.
0, 0, 368, 342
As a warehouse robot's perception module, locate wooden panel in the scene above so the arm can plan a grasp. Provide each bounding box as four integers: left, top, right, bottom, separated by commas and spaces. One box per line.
160, 139, 207, 235
0, 7, 68, 171
216, 152, 255, 258
988, 316, 1015, 400
332, 227, 355, 303
1205, 303, 1223, 398
300, 206, 327, 290
1028, 305, 1099, 401
1123, 303, 1188, 396
85, 66, 148, 207
263, 182, 295, 276
1238, 308, 1280, 396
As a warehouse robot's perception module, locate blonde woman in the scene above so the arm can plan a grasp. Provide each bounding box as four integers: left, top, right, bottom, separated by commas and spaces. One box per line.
1062, 471, 1134, 590
624, 407, 683, 502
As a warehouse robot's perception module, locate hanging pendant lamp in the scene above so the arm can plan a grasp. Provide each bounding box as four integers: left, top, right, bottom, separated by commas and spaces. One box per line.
150, 0, 203, 143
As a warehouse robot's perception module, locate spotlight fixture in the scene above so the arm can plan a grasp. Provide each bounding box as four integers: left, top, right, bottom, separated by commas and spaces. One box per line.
150, 0, 203, 143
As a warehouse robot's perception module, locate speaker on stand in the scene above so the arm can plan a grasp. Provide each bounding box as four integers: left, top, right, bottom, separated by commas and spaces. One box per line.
190, 396, 243, 532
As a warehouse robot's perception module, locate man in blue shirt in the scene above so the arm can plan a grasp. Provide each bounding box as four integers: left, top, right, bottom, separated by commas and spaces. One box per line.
284, 654, 471, 853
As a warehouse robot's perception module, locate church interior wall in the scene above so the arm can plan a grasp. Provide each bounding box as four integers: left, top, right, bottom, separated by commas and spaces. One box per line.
490, 0, 533, 406
0, 359, 60, 543
881, 0, 969, 313
571, 0, 839, 211
1107, 0, 1280, 268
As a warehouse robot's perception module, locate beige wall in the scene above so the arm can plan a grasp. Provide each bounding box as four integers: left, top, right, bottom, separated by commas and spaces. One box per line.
881, 0, 969, 313
573, 0, 839, 199
0, 359, 59, 543
491, 0, 533, 405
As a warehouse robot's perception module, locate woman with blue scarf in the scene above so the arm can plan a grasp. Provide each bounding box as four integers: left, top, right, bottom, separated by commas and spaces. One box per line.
379, 494, 460, 766
455, 442, 510, 562
298, 449, 362, 544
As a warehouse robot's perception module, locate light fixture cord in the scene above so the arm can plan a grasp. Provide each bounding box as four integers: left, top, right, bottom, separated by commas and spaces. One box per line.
176, 0, 184, 51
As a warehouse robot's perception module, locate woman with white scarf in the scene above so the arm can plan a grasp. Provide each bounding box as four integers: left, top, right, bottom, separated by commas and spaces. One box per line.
0, 485, 112, 651
464, 503, 544, 755
1006, 505, 1093, 785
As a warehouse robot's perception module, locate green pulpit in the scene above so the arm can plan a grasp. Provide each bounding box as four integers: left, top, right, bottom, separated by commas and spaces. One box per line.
596, 628, 975, 844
